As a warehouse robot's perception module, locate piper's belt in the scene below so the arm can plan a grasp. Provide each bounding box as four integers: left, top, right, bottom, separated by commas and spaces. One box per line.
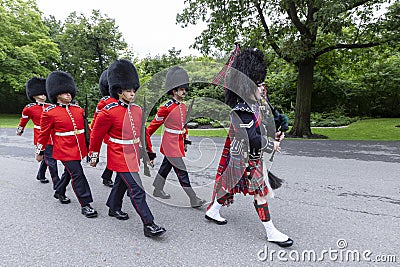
55, 129, 85, 136
109, 137, 140, 145
164, 127, 185, 134
33, 125, 41, 129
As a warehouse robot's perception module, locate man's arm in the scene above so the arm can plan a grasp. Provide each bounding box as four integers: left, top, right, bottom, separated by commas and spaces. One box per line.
88, 109, 112, 167
35, 110, 53, 161
16, 106, 31, 135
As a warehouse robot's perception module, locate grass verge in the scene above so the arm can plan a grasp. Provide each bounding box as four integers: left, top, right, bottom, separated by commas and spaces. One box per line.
1, 114, 399, 141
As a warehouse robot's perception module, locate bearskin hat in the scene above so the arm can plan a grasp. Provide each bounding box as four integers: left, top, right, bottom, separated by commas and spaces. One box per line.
165, 66, 189, 95
225, 48, 266, 108
107, 59, 140, 99
46, 71, 77, 104
98, 69, 109, 97
26, 77, 47, 101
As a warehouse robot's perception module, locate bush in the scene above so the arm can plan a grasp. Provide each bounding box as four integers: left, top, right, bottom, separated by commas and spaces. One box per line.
193, 117, 211, 125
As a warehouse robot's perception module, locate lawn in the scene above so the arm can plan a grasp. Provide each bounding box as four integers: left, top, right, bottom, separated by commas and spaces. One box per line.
1, 114, 399, 141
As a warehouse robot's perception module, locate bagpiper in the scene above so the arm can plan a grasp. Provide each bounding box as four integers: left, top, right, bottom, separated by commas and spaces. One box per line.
146, 66, 205, 208
17, 77, 60, 187
36, 71, 97, 218
205, 48, 293, 247
89, 59, 166, 237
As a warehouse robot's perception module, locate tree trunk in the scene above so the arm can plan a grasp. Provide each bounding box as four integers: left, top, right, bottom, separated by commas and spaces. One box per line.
290, 59, 315, 138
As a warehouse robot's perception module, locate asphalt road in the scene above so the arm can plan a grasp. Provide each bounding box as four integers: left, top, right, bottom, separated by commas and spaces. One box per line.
0, 128, 399, 266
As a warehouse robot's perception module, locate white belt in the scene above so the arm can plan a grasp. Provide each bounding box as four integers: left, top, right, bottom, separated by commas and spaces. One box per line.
33, 125, 41, 129
109, 137, 140, 145
164, 127, 185, 134
55, 129, 85, 136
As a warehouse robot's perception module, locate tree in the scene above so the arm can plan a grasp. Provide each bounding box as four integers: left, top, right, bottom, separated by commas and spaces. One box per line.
0, 0, 59, 112
177, 0, 399, 137
44, 10, 128, 112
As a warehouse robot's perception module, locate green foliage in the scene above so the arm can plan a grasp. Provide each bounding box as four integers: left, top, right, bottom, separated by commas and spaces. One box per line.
42, 9, 130, 114
192, 117, 211, 125
177, 0, 399, 137
0, 0, 59, 112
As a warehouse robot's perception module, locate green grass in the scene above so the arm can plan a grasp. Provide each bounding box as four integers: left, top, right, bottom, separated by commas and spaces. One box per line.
0, 114, 33, 128
1, 114, 399, 141
311, 118, 400, 141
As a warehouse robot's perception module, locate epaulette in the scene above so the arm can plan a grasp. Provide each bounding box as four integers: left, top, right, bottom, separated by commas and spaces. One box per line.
164, 100, 174, 108
44, 104, 56, 112
70, 103, 80, 108
101, 96, 111, 101
104, 102, 118, 110
26, 103, 37, 108
232, 102, 254, 113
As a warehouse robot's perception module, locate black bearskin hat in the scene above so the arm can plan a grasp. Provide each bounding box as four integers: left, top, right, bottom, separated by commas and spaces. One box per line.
46, 71, 77, 104
225, 48, 266, 108
98, 69, 109, 97
26, 77, 47, 101
107, 59, 140, 99
165, 66, 189, 95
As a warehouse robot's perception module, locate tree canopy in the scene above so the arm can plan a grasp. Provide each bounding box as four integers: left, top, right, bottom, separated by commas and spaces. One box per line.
177, 0, 399, 137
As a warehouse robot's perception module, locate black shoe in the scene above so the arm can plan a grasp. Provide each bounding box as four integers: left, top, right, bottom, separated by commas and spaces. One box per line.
153, 189, 171, 199
108, 209, 129, 220
269, 238, 294, 248
53, 193, 71, 204
190, 197, 206, 208
144, 222, 166, 237
37, 177, 49, 184
81, 205, 98, 218
102, 179, 114, 187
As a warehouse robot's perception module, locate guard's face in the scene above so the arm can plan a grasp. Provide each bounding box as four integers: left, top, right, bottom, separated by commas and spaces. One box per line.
255, 83, 264, 101
57, 93, 72, 103
175, 87, 187, 98
33, 94, 46, 102
120, 88, 136, 103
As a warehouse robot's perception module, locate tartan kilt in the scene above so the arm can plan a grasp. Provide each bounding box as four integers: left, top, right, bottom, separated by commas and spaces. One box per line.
213, 155, 268, 202
229, 158, 269, 196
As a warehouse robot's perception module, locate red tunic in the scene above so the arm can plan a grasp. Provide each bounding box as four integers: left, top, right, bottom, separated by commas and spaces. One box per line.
146, 99, 188, 157
90, 96, 116, 129
37, 103, 88, 161
90, 96, 117, 144
18, 102, 53, 145
89, 101, 146, 172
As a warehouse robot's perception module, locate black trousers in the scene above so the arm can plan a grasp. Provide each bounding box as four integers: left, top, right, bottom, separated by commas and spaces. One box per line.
101, 167, 113, 181
55, 160, 93, 206
153, 156, 196, 199
37, 145, 60, 187
106, 172, 154, 225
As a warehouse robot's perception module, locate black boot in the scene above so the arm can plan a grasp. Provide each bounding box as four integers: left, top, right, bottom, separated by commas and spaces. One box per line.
53, 193, 71, 204
190, 196, 206, 208
153, 188, 171, 199
144, 222, 166, 237
81, 205, 98, 218
108, 209, 129, 220
184, 187, 205, 208
102, 179, 114, 187
37, 177, 49, 183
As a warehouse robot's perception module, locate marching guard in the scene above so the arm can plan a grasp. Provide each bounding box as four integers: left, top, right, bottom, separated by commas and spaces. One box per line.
146, 66, 205, 208
17, 77, 59, 187
90, 69, 116, 187
35, 71, 97, 218
89, 59, 166, 237
205, 48, 293, 247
